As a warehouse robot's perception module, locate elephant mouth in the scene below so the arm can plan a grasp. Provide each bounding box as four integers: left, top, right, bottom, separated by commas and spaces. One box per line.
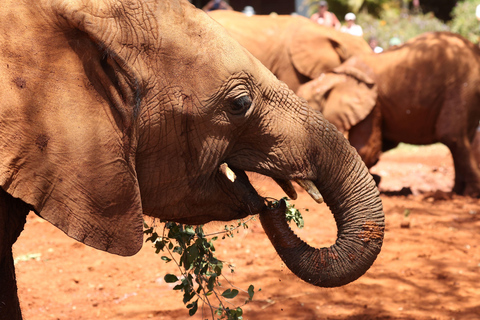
218, 162, 324, 216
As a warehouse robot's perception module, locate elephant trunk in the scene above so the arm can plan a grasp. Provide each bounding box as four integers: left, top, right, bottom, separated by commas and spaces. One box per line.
260, 120, 384, 287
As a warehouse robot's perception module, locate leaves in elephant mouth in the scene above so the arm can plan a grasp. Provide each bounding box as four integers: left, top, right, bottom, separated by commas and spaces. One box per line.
143, 199, 306, 319
265, 197, 306, 229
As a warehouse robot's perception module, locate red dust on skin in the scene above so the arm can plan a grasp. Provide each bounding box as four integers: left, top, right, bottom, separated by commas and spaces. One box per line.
12, 77, 26, 89
359, 221, 384, 243
35, 134, 50, 152
318, 248, 339, 267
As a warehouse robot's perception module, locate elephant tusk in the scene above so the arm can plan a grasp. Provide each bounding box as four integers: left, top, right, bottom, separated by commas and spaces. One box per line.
295, 179, 324, 204
219, 163, 236, 182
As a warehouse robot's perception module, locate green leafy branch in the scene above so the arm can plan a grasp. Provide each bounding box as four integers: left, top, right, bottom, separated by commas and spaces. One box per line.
144, 198, 305, 319
144, 218, 259, 319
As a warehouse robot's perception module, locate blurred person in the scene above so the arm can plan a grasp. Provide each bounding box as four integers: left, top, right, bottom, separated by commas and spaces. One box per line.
310, 1, 340, 29
203, 0, 232, 12
340, 12, 363, 37
412, 0, 421, 14
368, 36, 383, 53
242, 6, 255, 16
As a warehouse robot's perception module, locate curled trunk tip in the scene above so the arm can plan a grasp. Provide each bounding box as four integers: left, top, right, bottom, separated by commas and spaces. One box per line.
260, 197, 384, 287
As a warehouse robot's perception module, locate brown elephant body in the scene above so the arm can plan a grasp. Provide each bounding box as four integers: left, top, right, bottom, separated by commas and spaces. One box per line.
474, 126, 480, 166
298, 32, 480, 197
209, 10, 372, 92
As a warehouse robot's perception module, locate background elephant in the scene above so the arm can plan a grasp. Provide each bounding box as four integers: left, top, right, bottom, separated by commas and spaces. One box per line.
209, 10, 372, 92
474, 125, 480, 165
297, 32, 480, 197
0, 0, 384, 319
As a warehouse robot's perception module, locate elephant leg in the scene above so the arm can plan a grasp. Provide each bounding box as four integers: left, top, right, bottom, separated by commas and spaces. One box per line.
348, 107, 383, 169
436, 91, 480, 197
0, 249, 22, 320
0, 190, 30, 320
441, 136, 480, 197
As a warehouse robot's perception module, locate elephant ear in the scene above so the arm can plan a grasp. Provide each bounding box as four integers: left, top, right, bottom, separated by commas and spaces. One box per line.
296, 73, 345, 113
0, 1, 143, 255
297, 64, 377, 133
289, 22, 349, 79
323, 65, 377, 133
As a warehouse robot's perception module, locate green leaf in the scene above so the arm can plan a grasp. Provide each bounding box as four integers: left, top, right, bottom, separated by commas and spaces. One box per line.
283, 198, 305, 229
207, 275, 217, 291
188, 300, 198, 316
13, 253, 41, 265
173, 245, 183, 255
226, 307, 243, 320
247, 285, 254, 300
161, 256, 172, 262
164, 274, 178, 283
221, 289, 239, 299
154, 239, 166, 252
143, 226, 154, 235
185, 225, 195, 235
145, 232, 158, 243
183, 289, 195, 304
235, 307, 243, 316
187, 244, 200, 264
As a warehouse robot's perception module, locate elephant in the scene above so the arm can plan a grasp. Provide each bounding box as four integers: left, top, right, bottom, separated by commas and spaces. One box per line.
474, 125, 480, 166
0, 0, 385, 319
297, 32, 480, 197
209, 10, 373, 92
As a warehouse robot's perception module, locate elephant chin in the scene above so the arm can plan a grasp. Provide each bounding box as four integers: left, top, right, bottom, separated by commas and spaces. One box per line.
218, 164, 323, 221
218, 165, 267, 218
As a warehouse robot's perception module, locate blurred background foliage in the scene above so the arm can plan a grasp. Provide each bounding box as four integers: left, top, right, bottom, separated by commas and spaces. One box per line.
449, 0, 480, 43
302, 0, 480, 49
358, 8, 450, 50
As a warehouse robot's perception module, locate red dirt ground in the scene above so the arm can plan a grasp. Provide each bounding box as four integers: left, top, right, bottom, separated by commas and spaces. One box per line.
13, 143, 480, 320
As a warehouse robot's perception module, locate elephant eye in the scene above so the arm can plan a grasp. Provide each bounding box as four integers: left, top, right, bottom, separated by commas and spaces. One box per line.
229, 95, 252, 115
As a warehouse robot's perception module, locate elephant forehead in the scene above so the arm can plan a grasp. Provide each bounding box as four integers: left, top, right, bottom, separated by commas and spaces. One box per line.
151, 6, 267, 93
164, 29, 260, 79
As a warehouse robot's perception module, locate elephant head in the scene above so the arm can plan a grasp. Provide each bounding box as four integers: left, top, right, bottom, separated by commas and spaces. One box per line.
297, 59, 382, 168
287, 21, 373, 83
1, 0, 383, 294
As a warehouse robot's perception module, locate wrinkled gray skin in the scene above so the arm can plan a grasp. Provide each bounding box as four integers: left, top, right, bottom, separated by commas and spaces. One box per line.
0, 0, 384, 319
298, 32, 480, 197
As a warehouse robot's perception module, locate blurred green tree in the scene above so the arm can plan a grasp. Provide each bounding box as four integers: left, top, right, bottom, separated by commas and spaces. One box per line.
449, 0, 480, 44
359, 8, 449, 50
303, 1, 451, 50
302, 0, 399, 18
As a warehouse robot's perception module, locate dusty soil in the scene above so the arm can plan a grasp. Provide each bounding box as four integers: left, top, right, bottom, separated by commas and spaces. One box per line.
13, 143, 480, 320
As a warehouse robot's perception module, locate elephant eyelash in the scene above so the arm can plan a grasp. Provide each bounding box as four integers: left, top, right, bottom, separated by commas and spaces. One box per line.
229, 95, 252, 115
